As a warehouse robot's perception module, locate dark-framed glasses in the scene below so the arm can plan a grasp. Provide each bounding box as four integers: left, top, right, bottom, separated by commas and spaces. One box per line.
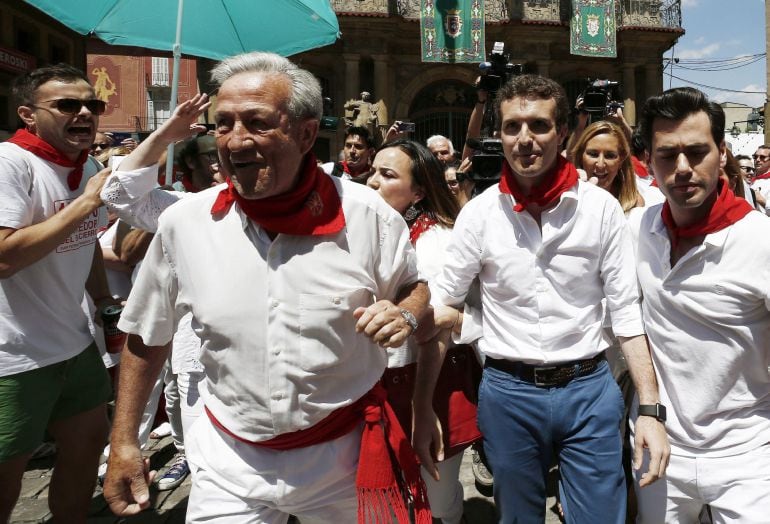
33, 98, 107, 116
739, 165, 755, 173
752, 154, 769, 161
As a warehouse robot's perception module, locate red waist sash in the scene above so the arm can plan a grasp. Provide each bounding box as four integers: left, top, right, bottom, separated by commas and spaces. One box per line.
205, 382, 431, 524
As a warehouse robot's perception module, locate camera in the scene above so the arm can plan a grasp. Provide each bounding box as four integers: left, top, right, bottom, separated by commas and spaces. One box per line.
478, 42, 524, 96
397, 121, 415, 132
468, 42, 523, 185
466, 137, 504, 189
580, 79, 624, 120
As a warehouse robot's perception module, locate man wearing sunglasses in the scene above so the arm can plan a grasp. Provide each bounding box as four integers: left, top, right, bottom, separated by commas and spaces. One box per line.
0, 64, 113, 523
751, 145, 770, 215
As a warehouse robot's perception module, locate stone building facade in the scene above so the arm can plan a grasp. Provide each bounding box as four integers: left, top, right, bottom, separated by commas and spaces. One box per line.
0, 0, 88, 140
286, 0, 684, 161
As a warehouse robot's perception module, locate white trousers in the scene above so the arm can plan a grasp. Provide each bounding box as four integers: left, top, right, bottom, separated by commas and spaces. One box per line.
163, 370, 205, 453
421, 451, 465, 524
185, 416, 360, 523
634, 444, 770, 523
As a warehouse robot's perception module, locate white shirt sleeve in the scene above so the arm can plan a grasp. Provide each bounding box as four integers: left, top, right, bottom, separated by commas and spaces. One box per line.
373, 211, 421, 301
432, 203, 484, 307
599, 200, 645, 338
100, 165, 186, 233
118, 226, 180, 347
0, 153, 33, 229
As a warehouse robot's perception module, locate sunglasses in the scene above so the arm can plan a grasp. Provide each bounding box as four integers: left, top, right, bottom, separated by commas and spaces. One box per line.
90, 142, 111, 150
33, 98, 107, 116
739, 165, 755, 173
752, 154, 769, 161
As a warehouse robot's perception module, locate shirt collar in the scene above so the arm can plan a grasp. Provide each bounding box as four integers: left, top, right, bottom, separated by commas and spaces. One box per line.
649, 203, 730, 248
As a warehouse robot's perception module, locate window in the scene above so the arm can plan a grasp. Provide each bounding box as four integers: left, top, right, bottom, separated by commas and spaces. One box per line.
151, 57, 169, 86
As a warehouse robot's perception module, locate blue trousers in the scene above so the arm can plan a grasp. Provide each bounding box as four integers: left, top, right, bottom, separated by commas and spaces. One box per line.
477, 360, 625, 524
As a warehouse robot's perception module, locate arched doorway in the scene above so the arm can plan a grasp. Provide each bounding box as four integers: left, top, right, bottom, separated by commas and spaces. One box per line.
409, 80, 477, 152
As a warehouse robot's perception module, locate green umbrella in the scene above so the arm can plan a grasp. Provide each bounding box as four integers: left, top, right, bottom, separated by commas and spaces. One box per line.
23, 0, 340, 182
22, 0, 340, 60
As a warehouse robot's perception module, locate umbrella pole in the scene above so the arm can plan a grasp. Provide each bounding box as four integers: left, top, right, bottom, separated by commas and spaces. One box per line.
164, 0, 185, 186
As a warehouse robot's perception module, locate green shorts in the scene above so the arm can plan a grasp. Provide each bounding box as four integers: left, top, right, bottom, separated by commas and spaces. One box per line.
0, 342, 112, 461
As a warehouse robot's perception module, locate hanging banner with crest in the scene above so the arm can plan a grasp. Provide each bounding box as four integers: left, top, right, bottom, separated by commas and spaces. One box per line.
421, 0, 484, 63
570, 0, 617, 58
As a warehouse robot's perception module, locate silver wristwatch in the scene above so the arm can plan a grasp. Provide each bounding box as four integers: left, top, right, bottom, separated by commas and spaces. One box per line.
400, 308, 419, 332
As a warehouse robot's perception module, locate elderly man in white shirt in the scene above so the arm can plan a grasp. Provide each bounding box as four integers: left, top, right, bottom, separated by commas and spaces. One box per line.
634, 87, 770, 523
102, 52, 430, 524
425, 74, 669, 523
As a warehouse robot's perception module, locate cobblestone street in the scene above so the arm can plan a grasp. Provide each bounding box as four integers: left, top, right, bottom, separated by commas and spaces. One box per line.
12, 439, 563, 523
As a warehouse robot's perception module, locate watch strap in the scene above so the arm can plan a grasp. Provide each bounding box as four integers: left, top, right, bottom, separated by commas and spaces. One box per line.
638, 403, 666, 422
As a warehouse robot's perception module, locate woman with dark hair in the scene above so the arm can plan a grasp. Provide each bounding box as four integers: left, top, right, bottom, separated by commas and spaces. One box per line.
569, 120, 644, 214
367, 139, 479, 524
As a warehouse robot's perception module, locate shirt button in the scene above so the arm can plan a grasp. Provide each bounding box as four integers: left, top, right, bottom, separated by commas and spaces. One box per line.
333, 297, 341, 305
273, 347, 281, 356
272, 391, 283, 400
271, 300, 279, 308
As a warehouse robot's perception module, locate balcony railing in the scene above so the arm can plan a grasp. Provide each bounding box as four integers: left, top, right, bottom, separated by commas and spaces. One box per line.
617, 0, 681, 29
331, 0, 682, 29
145, 72, 170, 87
133, 115, 170, 132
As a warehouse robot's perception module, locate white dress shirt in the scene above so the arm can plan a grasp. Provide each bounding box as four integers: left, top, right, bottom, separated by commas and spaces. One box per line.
432, 180, 644, 365
636, 206, 770, 456
118, 179, 419, 441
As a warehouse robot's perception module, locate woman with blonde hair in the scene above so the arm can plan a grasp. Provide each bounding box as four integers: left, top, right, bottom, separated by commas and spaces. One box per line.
569, 120, 644, 213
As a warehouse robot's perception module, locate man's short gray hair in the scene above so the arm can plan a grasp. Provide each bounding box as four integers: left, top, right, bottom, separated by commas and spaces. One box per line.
210, 52, 322, 123
426, 134, 454, 153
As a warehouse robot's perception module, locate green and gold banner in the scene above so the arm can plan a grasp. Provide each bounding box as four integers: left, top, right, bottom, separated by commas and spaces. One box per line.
570, 0, 617, 58
420, 0, 484, 63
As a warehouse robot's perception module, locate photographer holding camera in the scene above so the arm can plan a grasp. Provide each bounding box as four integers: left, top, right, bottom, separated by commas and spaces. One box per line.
568, 79, 633, 157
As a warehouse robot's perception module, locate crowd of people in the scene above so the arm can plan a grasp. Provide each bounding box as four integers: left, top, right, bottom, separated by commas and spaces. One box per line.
0, 50, 768, 524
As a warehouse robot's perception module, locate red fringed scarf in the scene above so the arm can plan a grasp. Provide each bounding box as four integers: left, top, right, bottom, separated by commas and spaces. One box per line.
205, 383, 431, 524
499, 156, 578, 212
8, 128, 88, 190
210, 152, 345, 236
752, 170, 770, 181
661, 179, 753, 250
408, 213, 438, 246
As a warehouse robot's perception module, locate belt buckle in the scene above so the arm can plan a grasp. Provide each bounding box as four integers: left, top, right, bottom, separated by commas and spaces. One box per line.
533, 366, 557, 387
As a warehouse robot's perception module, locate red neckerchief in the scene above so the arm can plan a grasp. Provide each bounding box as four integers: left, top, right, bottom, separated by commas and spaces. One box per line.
499, 156, 578, 212
8, 128, 88, 190
409, 212, 438, 246
340, 160, 351, 175
210, 152, 345, 236
632, 156, 649, 179
661, 179, 753, 250
180, 176, 199, 193
752, 170, 770, 181
205, 383, 431, 524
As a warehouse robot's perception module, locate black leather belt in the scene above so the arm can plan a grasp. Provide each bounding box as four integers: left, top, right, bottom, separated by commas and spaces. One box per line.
485, 354, 605, 387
